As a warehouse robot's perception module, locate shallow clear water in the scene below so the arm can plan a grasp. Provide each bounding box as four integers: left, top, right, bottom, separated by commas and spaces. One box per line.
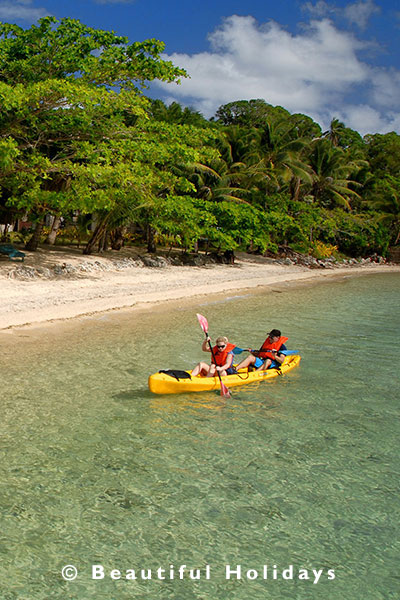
0, 272, 399, 599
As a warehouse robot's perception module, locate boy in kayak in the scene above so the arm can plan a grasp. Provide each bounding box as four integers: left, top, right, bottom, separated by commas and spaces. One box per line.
235, 329, 288, 371
191, 336, 237, 377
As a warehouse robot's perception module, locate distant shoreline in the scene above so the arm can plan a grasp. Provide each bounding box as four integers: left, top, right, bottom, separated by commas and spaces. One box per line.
1, 247, 399, 333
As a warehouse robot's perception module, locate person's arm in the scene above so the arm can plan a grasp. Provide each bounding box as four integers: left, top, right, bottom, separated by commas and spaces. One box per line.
249, 339, 266, 356
274, 344, 287, 364
247, 347, 259, 356
274, 351, 285, 365
202, 336, 212, 352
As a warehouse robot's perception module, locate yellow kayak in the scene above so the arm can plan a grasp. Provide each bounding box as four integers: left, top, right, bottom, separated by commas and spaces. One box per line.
148, 354, 301, 394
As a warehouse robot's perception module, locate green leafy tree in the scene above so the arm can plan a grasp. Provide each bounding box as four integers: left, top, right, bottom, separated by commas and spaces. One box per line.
1, 19, 396, 260
288, 113, 322, 140
365, 175, 400, 245
0, 17, 188, 250
149, 99, 211, 128
181, 126, 258, 207
77, 119, 216, 253
305, 138, 366, 209
246, 120, 313, 202
364, 132, 400, 178
213, 99, 290, 127
323, 118, 346, 147
0, 17, 186, 87
323, 118, 364, 151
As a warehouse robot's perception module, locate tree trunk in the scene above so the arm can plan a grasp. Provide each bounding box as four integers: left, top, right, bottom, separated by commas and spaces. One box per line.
98, 229, 108, 252
83, 215, 110, 255
110, 226, 126, 250
147, 224, 156, 253
25, 219, 44, 251
45, 215, 61, 245
0, 223, 10, 242
291, 177, 301, 202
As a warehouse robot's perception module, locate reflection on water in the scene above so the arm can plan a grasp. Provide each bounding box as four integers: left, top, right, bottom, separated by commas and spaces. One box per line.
0, 273, 399, 599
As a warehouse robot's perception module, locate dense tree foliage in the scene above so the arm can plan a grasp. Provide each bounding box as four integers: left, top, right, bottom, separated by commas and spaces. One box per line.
1, 18, 399, 258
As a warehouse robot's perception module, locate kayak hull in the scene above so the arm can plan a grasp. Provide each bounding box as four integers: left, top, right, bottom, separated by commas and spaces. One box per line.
148, 354, 301, 394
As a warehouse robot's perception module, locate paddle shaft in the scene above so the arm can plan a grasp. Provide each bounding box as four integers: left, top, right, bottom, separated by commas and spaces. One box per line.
232, 347, 299, 356
195, 313, 230, 397
203, 332, 226, 387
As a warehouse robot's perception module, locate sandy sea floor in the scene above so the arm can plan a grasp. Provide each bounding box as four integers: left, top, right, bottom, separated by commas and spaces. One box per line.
1, 245, 399, 333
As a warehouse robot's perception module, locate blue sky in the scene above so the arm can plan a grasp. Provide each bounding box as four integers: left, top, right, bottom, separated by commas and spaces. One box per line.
0, 0, 399, 135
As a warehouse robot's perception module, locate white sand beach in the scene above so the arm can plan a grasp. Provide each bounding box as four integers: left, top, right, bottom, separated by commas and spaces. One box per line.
1, 246, 399, 332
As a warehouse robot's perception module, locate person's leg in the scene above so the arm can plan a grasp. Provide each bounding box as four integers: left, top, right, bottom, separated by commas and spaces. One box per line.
192, 362, 210, 377
225, 366, 237, 375
206, 364, 218, 377
235, 355, 256, 371
219, 366, 236, 376
258, 358, 271, 371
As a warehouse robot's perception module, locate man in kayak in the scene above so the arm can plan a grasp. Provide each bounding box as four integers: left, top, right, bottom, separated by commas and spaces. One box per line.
235, 329, 288, 372
191, 336, 237, 377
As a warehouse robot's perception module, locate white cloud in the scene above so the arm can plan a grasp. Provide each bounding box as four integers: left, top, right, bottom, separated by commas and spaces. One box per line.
369, 68, 400, 109
153, 14, 400, 135
344, 0, 380, 30
340, 105, 400, 135
302, 0, 380, 29
0, 0, 50, 22
302, 1, 337, 18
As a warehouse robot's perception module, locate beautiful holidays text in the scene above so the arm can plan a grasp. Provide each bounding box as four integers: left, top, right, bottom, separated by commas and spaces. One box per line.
84, 564, 335, 584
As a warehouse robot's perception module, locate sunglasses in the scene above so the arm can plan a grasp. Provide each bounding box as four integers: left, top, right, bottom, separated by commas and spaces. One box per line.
217, 345, 226, 349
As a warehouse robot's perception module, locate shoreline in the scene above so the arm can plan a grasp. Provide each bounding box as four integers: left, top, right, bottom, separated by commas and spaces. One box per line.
1, 248, 399, 333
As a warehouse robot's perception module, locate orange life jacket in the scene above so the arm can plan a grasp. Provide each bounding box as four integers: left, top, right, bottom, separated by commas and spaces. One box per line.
212, 343, 236, 367
257, 336, 288, 360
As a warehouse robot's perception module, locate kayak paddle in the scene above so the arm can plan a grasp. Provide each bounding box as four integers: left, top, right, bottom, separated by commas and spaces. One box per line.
196, 313, 231, 398
232, 347, 300, 356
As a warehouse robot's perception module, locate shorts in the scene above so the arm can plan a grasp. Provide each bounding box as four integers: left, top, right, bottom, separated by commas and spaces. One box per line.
254, 357, 280, 370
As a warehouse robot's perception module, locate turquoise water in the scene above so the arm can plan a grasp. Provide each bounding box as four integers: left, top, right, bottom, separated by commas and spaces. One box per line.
0, 272, 399, 599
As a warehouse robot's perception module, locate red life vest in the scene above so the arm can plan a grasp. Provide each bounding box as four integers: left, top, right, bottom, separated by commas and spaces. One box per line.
212, 343, 236, 367
258, 336, 288, 360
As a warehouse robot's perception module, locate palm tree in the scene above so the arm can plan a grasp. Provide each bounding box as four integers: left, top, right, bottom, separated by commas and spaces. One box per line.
183, 127, 259, 205
323, 118, 346, 147
305, 138, 366, 209
244, 120, 313, 203
366, 175, 400, 245
150, 99, 209, 127
189, 158, 251, 205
